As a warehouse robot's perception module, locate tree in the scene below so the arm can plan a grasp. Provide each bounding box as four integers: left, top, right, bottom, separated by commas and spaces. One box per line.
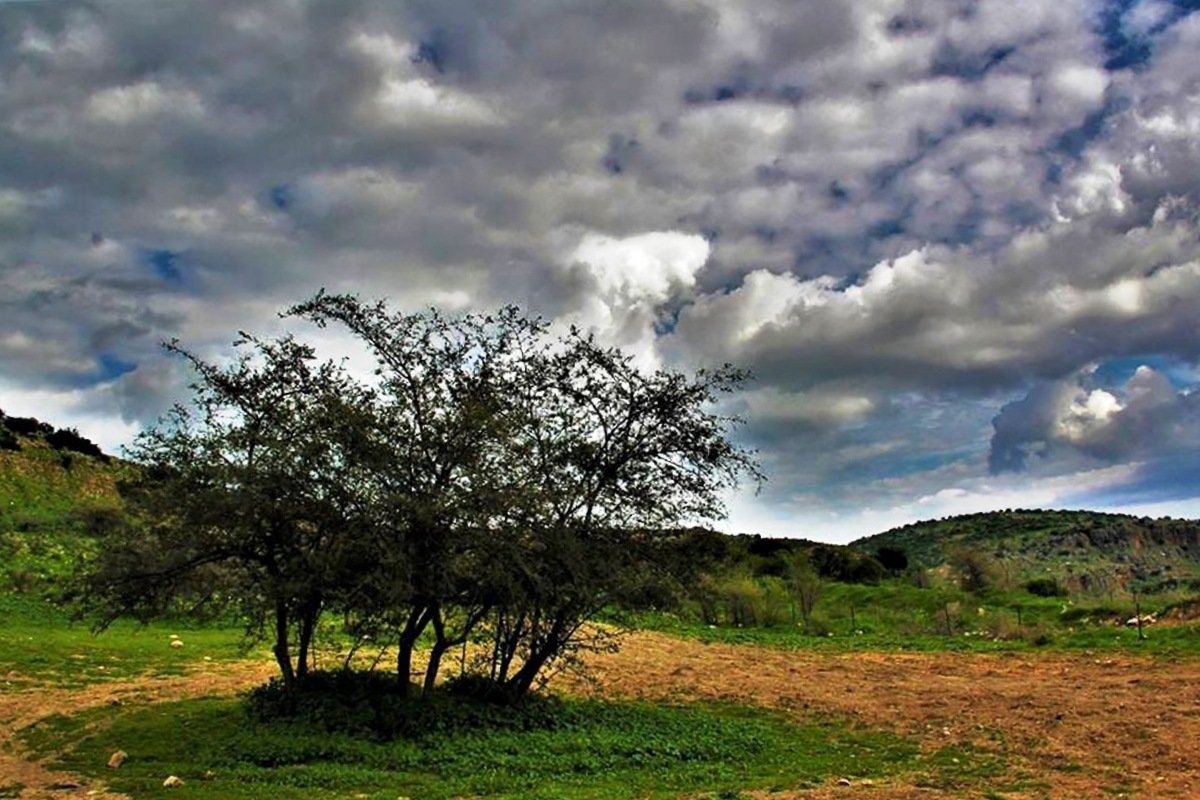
291, 294, 761, 700
875, 545, 908, 575
781, 552, 823, 629
83, 295, 760, 704
79, 334, 375, 689
947, 545, 1000, 595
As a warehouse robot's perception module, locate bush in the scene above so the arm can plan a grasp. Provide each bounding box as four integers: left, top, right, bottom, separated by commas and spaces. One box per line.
1025, 577, 1066, 597
45, 427, 108, 461
246, 670, 573, 739
3, 415, 53, 438
875, 546, 909, 574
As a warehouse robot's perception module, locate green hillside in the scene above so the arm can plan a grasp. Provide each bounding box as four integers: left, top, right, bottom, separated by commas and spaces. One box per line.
851, 509, 1200, 593
0, 409, 128, 594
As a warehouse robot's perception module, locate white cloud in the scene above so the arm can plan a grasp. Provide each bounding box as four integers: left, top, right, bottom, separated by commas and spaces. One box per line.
558, 230, 709, 368
86, 81, 206, 124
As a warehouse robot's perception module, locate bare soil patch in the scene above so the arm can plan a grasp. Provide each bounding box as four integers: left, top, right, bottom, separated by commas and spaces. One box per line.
0, 662, 273, 799
570, 632, 1200, 798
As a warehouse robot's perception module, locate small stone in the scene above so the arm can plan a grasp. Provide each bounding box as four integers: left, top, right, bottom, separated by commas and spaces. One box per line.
169, 639, 184, 649
107, 750, 127, 769
163, 775, 185, 788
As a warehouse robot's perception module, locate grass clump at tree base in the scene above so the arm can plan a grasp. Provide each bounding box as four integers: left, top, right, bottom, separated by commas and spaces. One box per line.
245, 669, 607, 740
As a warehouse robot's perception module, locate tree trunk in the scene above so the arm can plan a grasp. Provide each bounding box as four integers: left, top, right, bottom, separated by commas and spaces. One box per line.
423, 642, 448, 696
296, 600, 321, 679
507, 639, 557, 700
396, 603, 432, 698
272, 600, 296, 689
422, 603, 447, 696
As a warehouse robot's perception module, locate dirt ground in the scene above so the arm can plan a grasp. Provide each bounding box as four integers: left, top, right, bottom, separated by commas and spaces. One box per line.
3, 633, 1199, 799
571, 634, 1200, 799
0, 661, 275, 800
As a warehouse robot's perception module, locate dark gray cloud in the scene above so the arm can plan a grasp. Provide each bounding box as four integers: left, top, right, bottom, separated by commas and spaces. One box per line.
2, 0, 1200, 539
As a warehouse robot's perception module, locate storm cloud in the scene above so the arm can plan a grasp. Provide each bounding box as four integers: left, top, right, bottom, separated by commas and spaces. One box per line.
3, 0, 1200, 540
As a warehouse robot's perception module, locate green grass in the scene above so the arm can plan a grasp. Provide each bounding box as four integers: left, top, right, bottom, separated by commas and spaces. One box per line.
633, 609, 1200, 656
0, 595, 256, 688
22, 696, 929, 799
0, 443, 127, 595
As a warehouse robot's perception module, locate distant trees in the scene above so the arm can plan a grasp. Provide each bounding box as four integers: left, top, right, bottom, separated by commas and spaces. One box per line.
782, 552, 823, 629
82, 295, 759, 703
874, 546, 908, 575
0, 409, 108, 461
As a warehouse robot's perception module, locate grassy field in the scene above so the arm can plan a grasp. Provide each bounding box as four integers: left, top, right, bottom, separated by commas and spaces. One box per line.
4, 595, 1199, 798
19, 695, 944, 799
0, 596, 255, 689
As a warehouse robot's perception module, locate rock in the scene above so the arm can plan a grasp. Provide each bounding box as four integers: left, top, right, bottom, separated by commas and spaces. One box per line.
169, 639, 184, 649
163, 775, 185, 788
107, 750, 127, 769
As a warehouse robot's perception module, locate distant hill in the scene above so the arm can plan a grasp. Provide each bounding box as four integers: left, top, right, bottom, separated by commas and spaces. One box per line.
851, 509, 1200, 592
0, 409, 126, 594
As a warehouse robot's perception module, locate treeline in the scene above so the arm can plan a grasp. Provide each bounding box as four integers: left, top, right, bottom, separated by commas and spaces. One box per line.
79, 295, 758, 704
0, 408, 108, 462
648, 528, 907, 630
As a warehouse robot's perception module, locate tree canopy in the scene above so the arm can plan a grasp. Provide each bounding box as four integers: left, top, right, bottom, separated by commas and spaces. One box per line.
81, 294, 760, 701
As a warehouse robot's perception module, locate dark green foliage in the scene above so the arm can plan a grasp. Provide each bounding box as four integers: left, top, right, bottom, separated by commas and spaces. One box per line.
947, 546, 1000, 594
76, 334, 375, 687
44, 428, 108, 461
247, 670, 594, 739
0, 409, 108, 461
875, 546, 908, 574
2, 413, 54, 438
1025, 577, 1066, 597
809, 544, 885, 584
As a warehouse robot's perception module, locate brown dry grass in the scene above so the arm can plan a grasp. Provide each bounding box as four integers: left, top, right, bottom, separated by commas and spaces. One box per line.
568, 632, 1200, 799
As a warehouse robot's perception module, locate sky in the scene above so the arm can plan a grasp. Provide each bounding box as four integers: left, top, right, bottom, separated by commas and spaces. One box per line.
2, 0, 1200, 543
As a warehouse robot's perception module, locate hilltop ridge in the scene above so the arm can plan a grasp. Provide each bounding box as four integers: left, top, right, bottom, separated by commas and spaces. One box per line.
851, 508, 1200, 592
0, 408, 124, 595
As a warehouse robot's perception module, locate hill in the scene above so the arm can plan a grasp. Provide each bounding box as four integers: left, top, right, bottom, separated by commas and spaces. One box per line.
851, 509, 1200, 593
0, 409, 127, 594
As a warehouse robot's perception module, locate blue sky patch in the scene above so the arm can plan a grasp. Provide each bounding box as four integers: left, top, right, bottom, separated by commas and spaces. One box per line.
413, 30, 449, 74
269, 184, 292, 210
96, 353, 136, 383
143, 248, 183, 284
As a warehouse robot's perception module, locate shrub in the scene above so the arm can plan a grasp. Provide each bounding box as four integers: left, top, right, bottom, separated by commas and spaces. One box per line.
45, 427, 108, 461
875, 546, 909, 574
1025, 577, 1066, 597
246, 670, 572, 739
